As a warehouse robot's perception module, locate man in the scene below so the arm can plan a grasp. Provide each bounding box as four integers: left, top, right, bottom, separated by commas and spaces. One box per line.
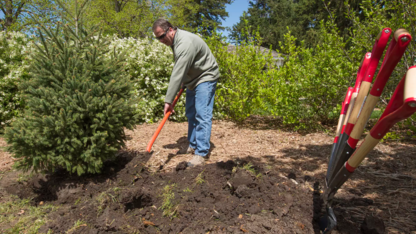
152, 19, 220, 167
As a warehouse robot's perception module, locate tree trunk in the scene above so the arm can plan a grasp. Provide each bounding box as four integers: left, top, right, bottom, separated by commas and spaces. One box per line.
4, 0, 15, 30
1, 0, 26, 31
114, 0, 122, 12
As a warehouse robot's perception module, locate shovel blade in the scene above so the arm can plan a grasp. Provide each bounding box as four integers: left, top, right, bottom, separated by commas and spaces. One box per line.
327, 133, 356, 184
326, 132, 348, 182
319, 207, 337, 233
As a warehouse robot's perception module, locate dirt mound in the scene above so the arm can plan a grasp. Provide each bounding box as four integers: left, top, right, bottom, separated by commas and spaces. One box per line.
2, 151, 319, 233
1, 121, 415, 233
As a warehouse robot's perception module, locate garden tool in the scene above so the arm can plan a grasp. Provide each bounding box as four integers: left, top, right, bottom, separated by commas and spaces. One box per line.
327, 28, 411, 185
327, 87, 353, 177
327, 27, 392, 183
327, 52, 371, 180
146, 87, 185, 153
320, 65, 416, 233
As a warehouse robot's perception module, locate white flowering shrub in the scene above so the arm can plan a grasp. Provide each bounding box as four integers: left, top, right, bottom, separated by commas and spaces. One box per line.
0, 32, 33, 129
108, 37, 186, 123
2, 35, 188, 127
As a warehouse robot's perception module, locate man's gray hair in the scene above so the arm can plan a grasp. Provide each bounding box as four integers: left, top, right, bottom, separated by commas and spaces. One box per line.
152, 19, 177, 31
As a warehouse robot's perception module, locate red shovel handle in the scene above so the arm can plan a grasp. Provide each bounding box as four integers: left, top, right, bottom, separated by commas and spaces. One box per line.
345, 28, 391, 133
370, 66, 416, 138
369, 29, 411, 97
347, 66, 416, 170
146, 88, 185, 153
354, 52, 372, 93
341, 53, 372, 134
348, 29, 411, 147
361, 28, 391, 83
339, 87, 354, 135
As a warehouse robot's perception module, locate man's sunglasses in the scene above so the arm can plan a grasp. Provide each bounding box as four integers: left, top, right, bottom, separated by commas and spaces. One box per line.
156, 28, 170, 40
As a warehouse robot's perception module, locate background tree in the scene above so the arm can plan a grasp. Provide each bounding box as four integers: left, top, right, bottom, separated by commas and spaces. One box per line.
229, 0, 367, 49
0, 0, 59, 33
65, 0, 234, 38
166, 0, 199, 32
193, 0, 234, 34
66, 0, 168, 38
169, 0, 233, 35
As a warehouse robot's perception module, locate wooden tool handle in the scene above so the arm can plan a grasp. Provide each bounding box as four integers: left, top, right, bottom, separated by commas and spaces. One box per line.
347, 66, 416, 169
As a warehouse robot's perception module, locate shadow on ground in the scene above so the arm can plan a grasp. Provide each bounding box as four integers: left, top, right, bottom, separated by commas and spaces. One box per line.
1, 140, 415, 233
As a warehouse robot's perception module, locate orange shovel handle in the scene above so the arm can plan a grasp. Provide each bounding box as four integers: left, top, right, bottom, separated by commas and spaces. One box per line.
146, 88, 185, 152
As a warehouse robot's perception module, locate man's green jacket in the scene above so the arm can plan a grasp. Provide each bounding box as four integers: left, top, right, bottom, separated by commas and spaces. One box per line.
165, 29, 220, 103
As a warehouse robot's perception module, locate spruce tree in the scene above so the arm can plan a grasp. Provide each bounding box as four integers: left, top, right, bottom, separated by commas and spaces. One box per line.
5, 0, 137, 176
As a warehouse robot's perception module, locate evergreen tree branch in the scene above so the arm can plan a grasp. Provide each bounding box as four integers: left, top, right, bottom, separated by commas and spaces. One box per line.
56, 0, 74, 21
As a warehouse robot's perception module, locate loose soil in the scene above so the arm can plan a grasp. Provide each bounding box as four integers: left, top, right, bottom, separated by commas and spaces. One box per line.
0, 120, 415, 233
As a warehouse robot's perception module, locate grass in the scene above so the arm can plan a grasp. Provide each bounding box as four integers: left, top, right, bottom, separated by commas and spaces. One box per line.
74, 198, 82, 205
95, 187, 122, 216
16, 172, 34, 183
195, 170, 205, 185
159, 184, 178, 217
65, 220, 87, 234
0, 195, 58, 234
183, 187, 192, 193
242, 162, 256, 175
242, 162, 262, 179
0, 170, 5, 181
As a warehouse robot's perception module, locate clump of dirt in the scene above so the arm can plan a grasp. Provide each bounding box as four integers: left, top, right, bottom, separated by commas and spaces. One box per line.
1, 151, 319, 233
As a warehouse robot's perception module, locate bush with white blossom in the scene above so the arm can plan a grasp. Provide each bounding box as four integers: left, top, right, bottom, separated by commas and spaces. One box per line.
0, 31, 34, 129
108, 37, 186, 123
1, 34, 189, 127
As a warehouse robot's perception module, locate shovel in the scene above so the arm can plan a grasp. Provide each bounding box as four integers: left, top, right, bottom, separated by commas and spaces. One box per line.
327, 87, 353, 176
327, 52, 371, 180
146, 87, 186, 153
320, 66, 416, 233
327, 28, 391, 183
327, 29, 411, 185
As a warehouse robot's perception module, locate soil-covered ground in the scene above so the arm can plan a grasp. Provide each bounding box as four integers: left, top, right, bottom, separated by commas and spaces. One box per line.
1, 120, 415, 233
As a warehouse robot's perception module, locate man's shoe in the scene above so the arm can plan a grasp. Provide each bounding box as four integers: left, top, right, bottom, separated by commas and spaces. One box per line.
177, 146, 195, 155
187, 155, 205, 167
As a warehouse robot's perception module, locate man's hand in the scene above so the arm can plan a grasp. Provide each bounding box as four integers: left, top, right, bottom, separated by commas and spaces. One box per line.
164, 103, 174, 115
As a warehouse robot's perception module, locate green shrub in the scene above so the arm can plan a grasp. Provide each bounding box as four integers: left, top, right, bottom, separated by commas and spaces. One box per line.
206, 29, 276, 122
108, 37, 186, 123
5, 4, 137, 175
0, 32, 33, 129
265, 23, 355, 128
207, 22, 355, 128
